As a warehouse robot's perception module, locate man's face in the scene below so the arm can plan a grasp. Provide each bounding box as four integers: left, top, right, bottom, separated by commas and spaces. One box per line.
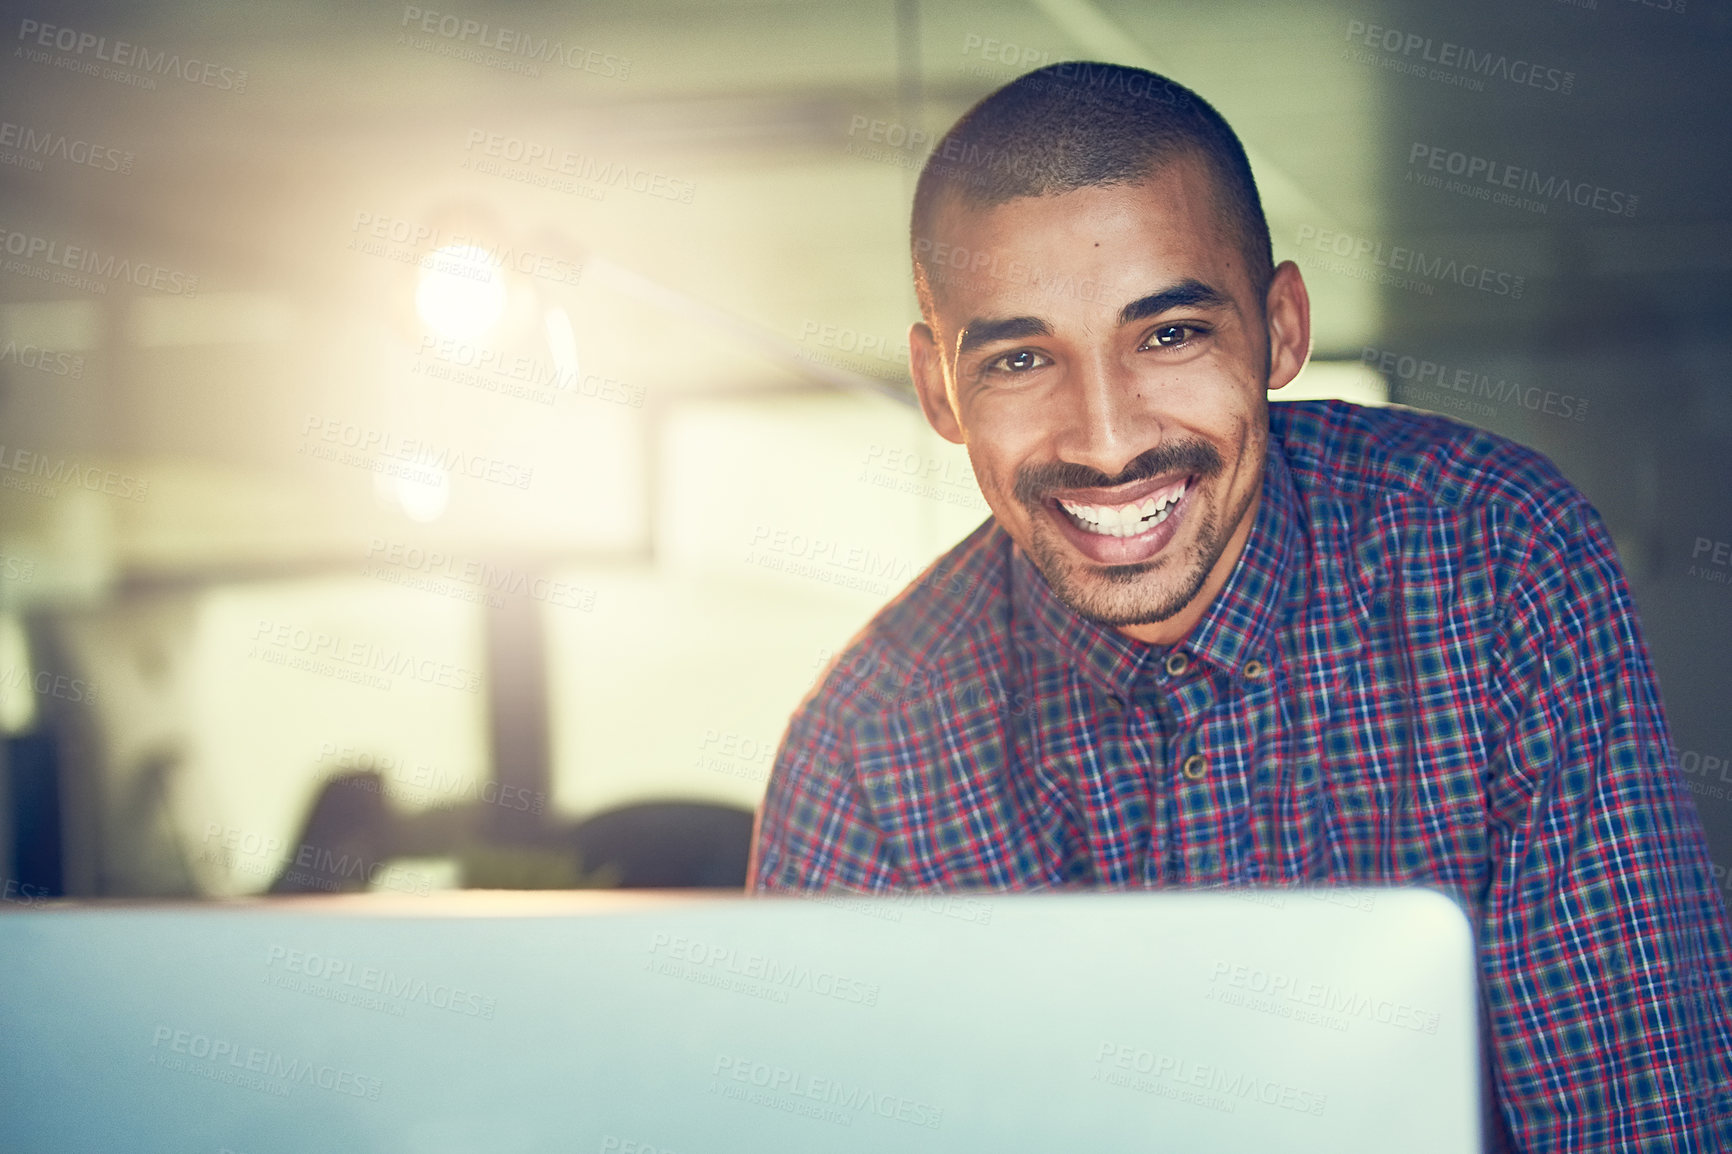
908, 157, 1311, 644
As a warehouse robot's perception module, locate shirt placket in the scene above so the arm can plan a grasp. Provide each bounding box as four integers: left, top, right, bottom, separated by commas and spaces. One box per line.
1135, 647, 1206, 884
1140, 648, 1275, 885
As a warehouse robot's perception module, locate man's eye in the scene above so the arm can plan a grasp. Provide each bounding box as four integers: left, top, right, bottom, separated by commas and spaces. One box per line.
988, 349, 1048, 373
1142, 324, 1205, 350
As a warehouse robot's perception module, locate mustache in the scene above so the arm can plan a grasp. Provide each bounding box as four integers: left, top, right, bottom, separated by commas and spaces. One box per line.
1012, 439, 1223, 507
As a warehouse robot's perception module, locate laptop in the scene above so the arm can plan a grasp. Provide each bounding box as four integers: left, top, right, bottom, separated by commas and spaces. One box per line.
0, 887, 1481, 1153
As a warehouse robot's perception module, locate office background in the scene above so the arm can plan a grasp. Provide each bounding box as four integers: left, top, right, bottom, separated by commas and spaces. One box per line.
0, 0, 1727, 903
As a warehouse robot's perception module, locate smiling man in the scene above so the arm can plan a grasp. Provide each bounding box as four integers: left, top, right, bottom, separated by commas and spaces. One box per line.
749, 62, 1731, 1151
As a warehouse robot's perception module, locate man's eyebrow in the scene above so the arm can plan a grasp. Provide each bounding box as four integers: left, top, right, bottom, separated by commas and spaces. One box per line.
1117, 279, 1231, 326
953, 280, 1230, 358
955, 315, 1052, 359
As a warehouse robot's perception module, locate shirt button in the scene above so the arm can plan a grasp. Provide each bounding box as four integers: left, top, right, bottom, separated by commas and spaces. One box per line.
1164, 651, 1190, 676
1244, 659, 1268, 680
1181, 754, 1208, 780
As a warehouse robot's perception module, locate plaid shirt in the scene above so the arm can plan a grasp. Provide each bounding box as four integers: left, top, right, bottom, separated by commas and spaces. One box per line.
750, 399, 1732, 1151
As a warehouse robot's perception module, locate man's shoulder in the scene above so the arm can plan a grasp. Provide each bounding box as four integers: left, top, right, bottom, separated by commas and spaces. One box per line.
1272, 398, 1585, 529
800, 518, 1013, 725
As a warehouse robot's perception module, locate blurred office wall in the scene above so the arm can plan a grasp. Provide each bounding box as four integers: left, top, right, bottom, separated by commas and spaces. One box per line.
0, 0, 1726, 898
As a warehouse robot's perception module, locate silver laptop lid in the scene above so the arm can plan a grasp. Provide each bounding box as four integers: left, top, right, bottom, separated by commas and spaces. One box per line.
0, 887, 1480, 1153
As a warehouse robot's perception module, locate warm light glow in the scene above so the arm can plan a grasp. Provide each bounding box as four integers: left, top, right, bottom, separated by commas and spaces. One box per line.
399, 473, 451, 523
545, 306, 581, 391
375, 468, 451, 524
414, 245, 507, 340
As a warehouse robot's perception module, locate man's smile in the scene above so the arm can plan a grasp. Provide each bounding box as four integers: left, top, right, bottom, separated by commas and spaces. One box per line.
1043, 473, 1196, 565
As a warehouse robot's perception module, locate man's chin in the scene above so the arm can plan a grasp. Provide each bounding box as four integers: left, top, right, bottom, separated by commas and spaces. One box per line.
1025, 537, 1207, 628
1055, 576, 1201, 629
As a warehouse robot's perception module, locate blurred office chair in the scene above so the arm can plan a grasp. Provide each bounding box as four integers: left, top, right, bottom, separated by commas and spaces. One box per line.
270, 773, 753, 892
572, 801, 753, 889
267, 770, 391, 894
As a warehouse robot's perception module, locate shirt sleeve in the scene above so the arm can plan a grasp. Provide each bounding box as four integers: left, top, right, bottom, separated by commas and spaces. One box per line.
1478, 496, 1732, 1152
749, 682, 906, 894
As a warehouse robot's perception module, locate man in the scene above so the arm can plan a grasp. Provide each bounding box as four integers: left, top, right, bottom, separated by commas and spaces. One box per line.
748, 61, 1731, 1151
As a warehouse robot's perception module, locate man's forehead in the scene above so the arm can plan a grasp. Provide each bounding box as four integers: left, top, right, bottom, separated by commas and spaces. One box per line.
921, 153, 1223, 251
919, 162, 1242, 337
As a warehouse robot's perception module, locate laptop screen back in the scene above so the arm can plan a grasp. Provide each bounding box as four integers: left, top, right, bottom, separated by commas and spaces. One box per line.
0, 887, 1480, 1154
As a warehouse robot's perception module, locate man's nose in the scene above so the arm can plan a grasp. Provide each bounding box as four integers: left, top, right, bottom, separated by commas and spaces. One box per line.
1052, 355, 1158, 481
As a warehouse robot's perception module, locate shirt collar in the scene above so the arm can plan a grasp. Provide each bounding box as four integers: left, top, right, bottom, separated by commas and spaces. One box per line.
1011, 436, 1310, 698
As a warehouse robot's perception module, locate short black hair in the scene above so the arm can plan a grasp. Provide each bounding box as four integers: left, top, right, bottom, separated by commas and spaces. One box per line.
910, 61, 1273, 323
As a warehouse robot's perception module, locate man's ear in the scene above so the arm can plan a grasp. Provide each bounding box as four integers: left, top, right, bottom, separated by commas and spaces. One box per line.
909, 321, 963, 444
1263, 260, 1312, 393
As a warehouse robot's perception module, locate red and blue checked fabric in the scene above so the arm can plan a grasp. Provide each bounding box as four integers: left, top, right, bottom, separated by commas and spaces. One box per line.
750, 398, 1732, 1151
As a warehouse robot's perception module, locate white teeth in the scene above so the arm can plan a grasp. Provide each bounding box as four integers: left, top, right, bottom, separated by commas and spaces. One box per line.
1058, 479, 1189, 537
